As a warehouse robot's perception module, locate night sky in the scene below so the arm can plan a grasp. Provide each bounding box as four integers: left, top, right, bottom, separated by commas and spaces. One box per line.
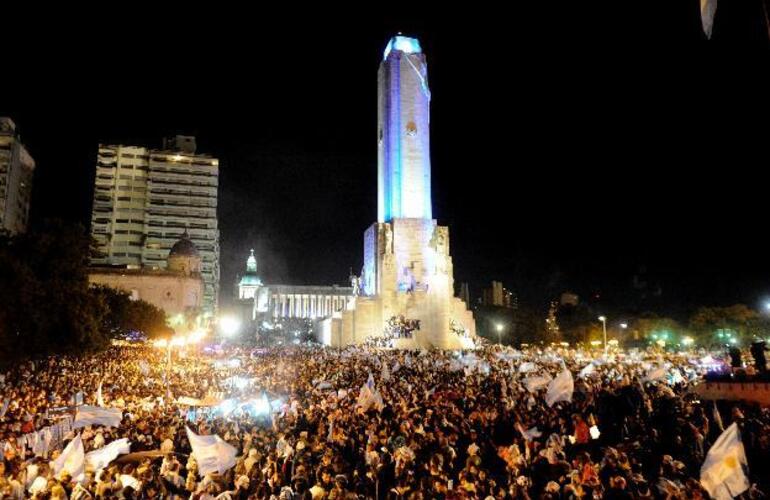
2, 5, 769, 318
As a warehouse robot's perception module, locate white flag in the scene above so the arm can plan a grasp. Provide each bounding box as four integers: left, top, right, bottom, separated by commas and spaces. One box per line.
579, 363, 595, 378
713, 402, 725, 433
381, 362, 391, 382
85, 438, 130, 472
669, 369, 685, 385
51, 434, 85, 480
519, 362, 537, 373
185, 427, 237, 476
517, 424, 542, 441
700, 423, 749, 500
701, 0, 718, 39
97, 380, 105, 407
545, 369, 574, 407
524, 373, 552, 393
645, 366, 667, 382
73, 406, 122, 429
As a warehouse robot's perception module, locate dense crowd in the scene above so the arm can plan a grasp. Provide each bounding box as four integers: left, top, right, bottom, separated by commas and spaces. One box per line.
0, 343, 768, 499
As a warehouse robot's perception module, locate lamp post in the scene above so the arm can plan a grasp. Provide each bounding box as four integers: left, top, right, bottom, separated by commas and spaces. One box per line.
496, 323, 504, 345
598, 316, 607, 353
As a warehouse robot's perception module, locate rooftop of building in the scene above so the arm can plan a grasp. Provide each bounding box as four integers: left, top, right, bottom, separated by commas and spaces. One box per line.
262, 283, 354, 295
88, 264, 201, 279
239, 275, 263, 286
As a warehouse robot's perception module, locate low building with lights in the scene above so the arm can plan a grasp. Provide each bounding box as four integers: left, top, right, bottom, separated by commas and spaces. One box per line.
232, 250, 354, 338
89, 232, 205, 332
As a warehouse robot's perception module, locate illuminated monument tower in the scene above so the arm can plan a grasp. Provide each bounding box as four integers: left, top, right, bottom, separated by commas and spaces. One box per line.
321, 36, 476, 349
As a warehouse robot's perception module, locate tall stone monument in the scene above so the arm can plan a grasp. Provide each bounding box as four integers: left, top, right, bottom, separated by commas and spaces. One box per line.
320, 36, 476, 349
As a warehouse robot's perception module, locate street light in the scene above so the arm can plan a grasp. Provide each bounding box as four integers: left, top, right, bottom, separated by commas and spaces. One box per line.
598, 316, 607, 353
495, 323, 504, 345
219, 316, 241, 338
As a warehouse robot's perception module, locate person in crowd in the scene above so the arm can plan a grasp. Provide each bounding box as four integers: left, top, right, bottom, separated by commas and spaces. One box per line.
0, 343, 767, 498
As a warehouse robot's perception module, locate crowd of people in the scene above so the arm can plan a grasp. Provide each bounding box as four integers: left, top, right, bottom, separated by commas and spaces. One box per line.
0, 342, 768, 499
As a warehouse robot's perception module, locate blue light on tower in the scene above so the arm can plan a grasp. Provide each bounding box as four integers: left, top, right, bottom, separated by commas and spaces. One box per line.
383, 36, 422, 60
378, 35, 432, 223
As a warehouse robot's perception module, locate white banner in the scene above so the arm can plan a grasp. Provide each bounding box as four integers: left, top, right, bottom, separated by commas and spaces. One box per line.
524, 373, 552, 393
186, 427, 237, 476
85, 438, 130, 472
73, 406, 122, 429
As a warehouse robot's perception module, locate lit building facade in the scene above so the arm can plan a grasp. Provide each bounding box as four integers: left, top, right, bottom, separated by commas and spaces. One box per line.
90, 136, 219, 313
233, 250, 354, 324
0, 118, 35, 235
481, 281, 514, 308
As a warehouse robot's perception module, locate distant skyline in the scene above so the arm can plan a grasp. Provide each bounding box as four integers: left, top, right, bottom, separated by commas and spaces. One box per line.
2, 6, 769, 317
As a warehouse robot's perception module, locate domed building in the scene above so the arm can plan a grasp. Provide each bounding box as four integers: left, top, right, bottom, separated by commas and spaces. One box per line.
233, 248, 355, 332
237, 249, 262, 300
88, 232, 205, 327
167, 231, 202, 276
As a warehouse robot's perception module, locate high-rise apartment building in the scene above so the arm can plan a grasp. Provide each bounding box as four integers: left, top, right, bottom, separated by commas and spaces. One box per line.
0, 118, 35, 234
90, 135, 219, 312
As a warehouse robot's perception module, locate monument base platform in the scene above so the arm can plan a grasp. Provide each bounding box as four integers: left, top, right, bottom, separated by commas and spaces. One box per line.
391, 338, 421, 350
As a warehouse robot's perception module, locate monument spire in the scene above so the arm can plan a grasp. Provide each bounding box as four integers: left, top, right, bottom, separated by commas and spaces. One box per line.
377, 35, 432, 223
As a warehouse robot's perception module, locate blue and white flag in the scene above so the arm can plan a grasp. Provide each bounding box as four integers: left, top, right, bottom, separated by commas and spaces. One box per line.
545, 369, 574, 407
700, 423, 749, 500
73, 406, 122, 429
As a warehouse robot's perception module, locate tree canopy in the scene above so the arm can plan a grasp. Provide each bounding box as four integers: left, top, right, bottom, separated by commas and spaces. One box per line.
0, 221, 168, 363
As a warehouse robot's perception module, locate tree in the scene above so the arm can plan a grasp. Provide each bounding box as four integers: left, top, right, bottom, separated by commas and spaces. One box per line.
689, 304, 760, 346
557, 303, 597, 344
544, 301, 561, 343
0, 221, 111, 361
89, 285, 168, 339
632, 315, 683, 345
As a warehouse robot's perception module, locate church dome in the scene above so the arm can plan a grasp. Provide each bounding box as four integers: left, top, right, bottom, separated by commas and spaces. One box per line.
167, 231, 201, 276
169, 231, 199, 257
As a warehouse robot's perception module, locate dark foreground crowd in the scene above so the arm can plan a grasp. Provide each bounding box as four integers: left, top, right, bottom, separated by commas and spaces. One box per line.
0, 344, 768, 499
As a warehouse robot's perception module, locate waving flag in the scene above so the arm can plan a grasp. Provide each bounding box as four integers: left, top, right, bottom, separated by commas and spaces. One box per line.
701, 0, 718, 39
579, 363, 595, 378
73, 406, 122, 429
524, 373, 552, 393
97, 380, 106, 407
545, 369, 574, 407
85, 438, 130, 471
52, 434, 85, 481
186, 427, 237, 476
700, 423, 749, 500
645, 366, 667, 382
